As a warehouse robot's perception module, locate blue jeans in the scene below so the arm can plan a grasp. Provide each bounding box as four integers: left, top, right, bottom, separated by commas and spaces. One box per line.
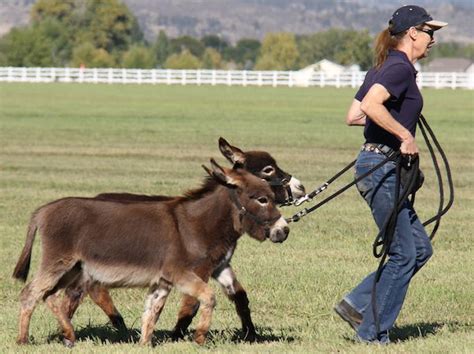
344, 150, 433, 343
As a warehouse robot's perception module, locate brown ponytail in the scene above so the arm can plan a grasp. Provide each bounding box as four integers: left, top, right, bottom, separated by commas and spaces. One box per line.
374, 28, 405, 69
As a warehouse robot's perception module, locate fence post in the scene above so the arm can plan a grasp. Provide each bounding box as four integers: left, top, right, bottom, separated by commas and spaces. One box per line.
120, 68, 125, 84
336, 72, 340, 88
243, 70, 247, 87
272, 71, 277, 87
138, 69, 142, 84
258, 72, 262, 86
320, 72, 325, 88
8, 67, 13, 82
227, 71, 231, 86
181, 70, 186, 85
451, 72, 456, 90
289, 71, 294, 88
211, 70, 216, 85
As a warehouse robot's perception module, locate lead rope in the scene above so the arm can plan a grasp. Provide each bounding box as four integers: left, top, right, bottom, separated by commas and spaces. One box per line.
287, 116, 454, 235
286, 153, 397, 223
418, 114, 455, 238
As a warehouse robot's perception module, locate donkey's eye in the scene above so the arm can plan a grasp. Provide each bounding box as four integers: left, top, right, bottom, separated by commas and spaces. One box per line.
257, 197, 268, 204
262, 166, 274, 175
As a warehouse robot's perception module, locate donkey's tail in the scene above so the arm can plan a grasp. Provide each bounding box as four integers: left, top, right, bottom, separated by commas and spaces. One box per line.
12, 212, 39, 282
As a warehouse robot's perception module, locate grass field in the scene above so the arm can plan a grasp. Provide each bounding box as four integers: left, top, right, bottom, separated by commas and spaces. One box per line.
0, 83, 473, 353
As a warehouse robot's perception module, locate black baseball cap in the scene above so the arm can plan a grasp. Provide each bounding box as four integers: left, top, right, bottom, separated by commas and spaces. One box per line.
389, 5, 447, 35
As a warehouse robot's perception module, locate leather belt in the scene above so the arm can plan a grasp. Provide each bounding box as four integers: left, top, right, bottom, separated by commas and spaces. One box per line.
361, 143, 396, 157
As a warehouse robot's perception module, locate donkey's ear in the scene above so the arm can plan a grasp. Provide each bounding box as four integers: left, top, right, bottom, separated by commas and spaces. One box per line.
202, 164, 213, 177
218, 137, 246, 165
209, 158, 240, 188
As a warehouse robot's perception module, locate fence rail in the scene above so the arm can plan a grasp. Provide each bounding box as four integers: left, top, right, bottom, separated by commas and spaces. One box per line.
0, 67, 472, 89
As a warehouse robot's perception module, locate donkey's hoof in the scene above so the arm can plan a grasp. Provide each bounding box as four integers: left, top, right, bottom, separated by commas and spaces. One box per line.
194, 333, 206, 345
171, 330, 185, 341
139, 338, 151, 346
63, 338, 75, 348
16, 337, 29, 345
244, 331, 257, 343
110, 314, 127, 331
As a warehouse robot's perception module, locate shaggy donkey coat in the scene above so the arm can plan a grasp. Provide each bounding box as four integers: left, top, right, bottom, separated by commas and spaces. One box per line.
13, 160, 290, 346
58, 137, 305, 342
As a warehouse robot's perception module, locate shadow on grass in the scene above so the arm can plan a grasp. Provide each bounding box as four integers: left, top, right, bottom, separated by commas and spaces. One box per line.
391, 321, 467, 341
343, 321, 468, 344
48, 324, 296, 346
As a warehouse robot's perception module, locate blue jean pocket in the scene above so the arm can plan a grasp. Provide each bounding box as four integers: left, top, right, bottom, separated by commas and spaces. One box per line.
355, 167, 372, 199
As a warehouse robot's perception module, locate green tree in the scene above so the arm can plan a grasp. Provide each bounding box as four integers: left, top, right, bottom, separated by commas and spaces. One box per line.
296, 29, 372, 70
31, 0, 77, 23
122, 45, 156, 68
335, 30, 372, 70
164, 49, 202, 69
1, 0, 146, 67
233, 38, 261, 67
154, 30, 170, 66
202, 47, 223, 69
0, 25, 55, 66
201, 34, 228, 54
253, 54, 279, 71
255, 32, 299, 70
78, 0, 144, 52
428, 42, 474, 61
71, 42, 116, 67
169, 36, 205, 58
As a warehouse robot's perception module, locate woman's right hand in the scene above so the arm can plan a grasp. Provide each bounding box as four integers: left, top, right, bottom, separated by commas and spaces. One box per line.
400, 134, 419, 156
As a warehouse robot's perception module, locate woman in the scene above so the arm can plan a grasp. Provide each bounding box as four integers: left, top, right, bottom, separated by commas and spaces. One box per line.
334, 5, 447, 344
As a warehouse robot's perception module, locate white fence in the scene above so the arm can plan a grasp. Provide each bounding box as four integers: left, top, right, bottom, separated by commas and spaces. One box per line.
0, 67, 472, 89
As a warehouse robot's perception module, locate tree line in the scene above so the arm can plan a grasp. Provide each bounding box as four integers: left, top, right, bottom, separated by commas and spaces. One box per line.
0, 0, 472, 71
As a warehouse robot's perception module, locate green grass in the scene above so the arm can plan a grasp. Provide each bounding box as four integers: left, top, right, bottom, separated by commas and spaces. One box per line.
0, 83, 473, 353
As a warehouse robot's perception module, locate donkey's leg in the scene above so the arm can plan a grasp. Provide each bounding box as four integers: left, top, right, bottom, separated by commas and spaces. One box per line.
17, 263, 75, 345
175, 271, 216, 345
62, 282, 86, 320
172, 295, 200, 340
172, 268, 211, 340
139, 279, 173, 345
214, 265, 256, 342
87, 283, 126, 331
45, 292, 76, 347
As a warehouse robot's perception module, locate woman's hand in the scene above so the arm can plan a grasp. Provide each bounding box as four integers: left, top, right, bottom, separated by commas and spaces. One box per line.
400, 133, 419, 156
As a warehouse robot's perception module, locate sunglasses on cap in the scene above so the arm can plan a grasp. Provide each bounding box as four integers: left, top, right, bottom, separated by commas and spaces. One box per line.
416, 28, 434, 39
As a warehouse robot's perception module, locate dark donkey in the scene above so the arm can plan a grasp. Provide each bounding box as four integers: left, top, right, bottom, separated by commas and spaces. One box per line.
13, 160, 290, 346
60, 137, 305, 342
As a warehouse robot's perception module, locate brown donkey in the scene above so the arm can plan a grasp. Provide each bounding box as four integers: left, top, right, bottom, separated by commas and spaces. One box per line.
13, 159, 290, 347
60, 137, 305, 342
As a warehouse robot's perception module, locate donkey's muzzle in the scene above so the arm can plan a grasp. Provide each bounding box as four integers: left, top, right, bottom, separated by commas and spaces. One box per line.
289, 177, 306, 199
269, 217, 290, 243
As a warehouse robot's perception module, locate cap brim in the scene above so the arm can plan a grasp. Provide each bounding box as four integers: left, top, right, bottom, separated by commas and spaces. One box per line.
425, 20, 448, 30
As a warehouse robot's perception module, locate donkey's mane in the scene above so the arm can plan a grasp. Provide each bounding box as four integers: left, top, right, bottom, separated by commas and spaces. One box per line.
182, 176, 222, 200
